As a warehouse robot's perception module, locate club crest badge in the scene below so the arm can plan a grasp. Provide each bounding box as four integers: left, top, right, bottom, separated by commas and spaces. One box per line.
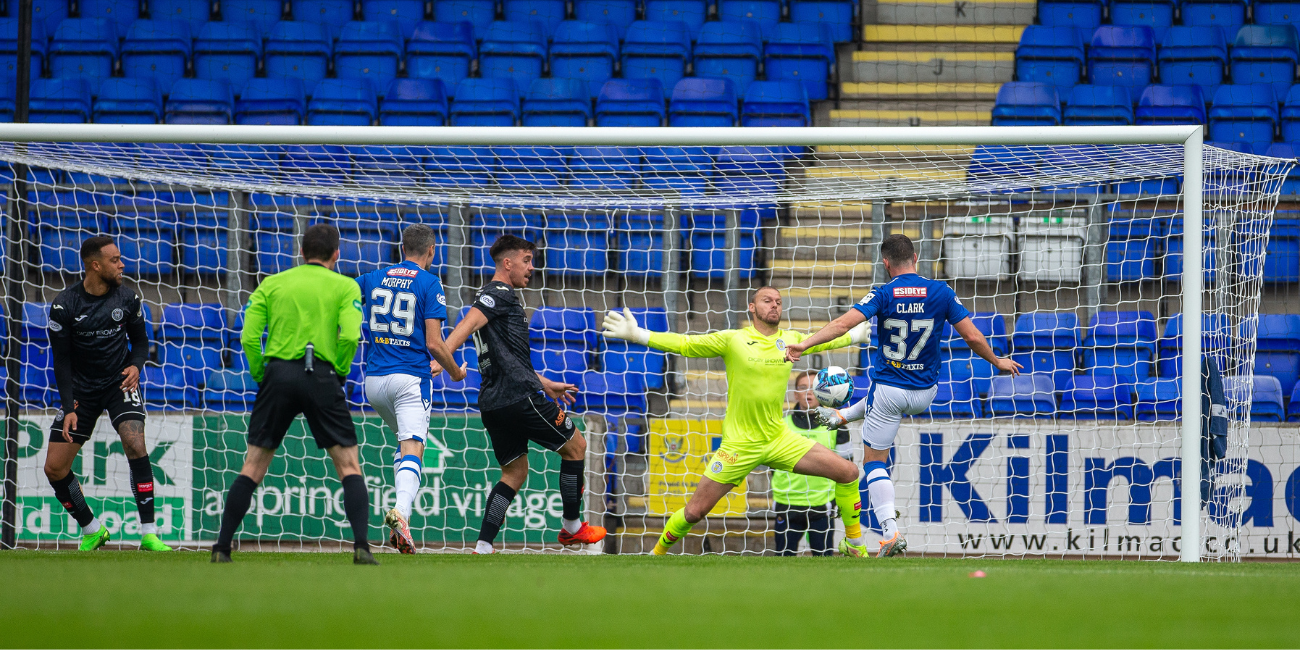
112, 308, 123, 321
775, 338, 786, 352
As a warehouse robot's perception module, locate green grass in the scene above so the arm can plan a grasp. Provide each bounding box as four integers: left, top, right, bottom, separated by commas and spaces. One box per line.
1, 551, 1297, 648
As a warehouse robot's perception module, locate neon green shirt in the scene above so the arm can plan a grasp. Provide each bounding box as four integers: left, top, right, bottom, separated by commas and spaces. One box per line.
771, 415, 837, 506
646, 326, 854, 445
241, 263, 364, 383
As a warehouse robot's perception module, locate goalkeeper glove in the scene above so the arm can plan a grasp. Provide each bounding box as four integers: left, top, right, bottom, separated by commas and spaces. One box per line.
848, 321, 871, 345
601, 308, 651, 345
815, 406, 848, 428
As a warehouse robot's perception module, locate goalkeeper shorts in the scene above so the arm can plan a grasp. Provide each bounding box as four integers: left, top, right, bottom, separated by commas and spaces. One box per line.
861, 382, 938, 450
703, 432, 816, 487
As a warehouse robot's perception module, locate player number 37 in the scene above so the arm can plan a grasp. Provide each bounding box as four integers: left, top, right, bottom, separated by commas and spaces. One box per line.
880, 318, 934, 361
369, 288, 416, 336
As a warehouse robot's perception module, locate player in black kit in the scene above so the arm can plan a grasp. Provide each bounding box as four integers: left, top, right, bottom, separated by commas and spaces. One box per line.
444, 235, 607, 554
44, 236, 172, 552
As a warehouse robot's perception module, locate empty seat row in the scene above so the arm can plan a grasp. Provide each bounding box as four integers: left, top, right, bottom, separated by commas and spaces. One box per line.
1039, 0, 1300, 38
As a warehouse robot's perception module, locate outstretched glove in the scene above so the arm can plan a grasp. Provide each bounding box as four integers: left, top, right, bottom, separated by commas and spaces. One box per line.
815, 406, 848, 428
848, 321, 871, 344
601, 308, 651, 345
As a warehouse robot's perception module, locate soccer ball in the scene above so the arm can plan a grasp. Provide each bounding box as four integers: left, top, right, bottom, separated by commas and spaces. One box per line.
812, 366, 853, 408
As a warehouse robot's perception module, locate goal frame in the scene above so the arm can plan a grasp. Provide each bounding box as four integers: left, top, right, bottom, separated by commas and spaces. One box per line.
0, 124, 1207, 561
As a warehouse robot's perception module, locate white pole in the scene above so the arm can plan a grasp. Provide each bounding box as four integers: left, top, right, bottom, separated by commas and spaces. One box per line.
1180, 127, 1204, 563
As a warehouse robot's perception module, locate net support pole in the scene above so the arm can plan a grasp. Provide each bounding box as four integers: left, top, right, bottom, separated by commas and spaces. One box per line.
662, 205, 681, 332
724, 208, 742, 330
1180, 127, 1205, 563
871, 202, 888, 286
447, 203, 468, 309
1082, 200, 1108, 323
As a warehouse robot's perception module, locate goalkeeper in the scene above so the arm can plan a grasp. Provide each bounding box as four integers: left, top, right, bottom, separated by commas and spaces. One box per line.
602, 287, 875, 557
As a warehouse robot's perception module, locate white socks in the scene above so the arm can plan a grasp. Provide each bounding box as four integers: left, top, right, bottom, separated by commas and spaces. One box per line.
562, 518, 582, 534
141, 522, 157, 535
864, 461, 898, 539
82, 517, 101, 536
474, 540, 495, 554
394, 452, 423, 521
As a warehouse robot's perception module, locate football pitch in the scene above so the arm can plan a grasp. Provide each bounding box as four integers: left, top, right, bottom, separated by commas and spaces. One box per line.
1, 551, 1297, 648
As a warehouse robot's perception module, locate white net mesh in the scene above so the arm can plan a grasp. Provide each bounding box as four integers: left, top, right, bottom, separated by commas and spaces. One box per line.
1, 137, 1292, 559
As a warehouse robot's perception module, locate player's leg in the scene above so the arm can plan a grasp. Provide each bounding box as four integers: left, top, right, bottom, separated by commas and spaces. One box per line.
779, 437, 865, 556
324, 443, 377, 564
518, 392, 606, 546
858, 384, 935, 558
305, 367, 376, 564
772, 502, 797, 556
367, 374, 428, 554
653, 476, 735, 555
474, 453, 528, 554
110, 388, 170, 551
807, 505, 832, 556
44, 409, 108, 550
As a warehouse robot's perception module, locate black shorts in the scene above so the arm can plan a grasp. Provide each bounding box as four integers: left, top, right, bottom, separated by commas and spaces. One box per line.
247, 358, 357, 450
480, 391, 576, 466
50, 384, 146, 446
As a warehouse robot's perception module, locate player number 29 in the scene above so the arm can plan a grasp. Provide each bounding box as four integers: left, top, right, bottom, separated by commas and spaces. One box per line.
880, 318, 934, 361
369, 288, 416, 336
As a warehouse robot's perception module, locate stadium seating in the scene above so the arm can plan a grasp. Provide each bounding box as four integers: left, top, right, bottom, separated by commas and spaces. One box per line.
332, 217, 399, 275
1061, 375, 1134, 419
236, 78, 307, 124
922, 379, 984, 418
19, 303, 55, 405
1230, 25, 1299, 98
194, 21, 262, 89
479, 20, 548, 92
1291, 382, 1300, 421
292, 0, 354, 38
991, 82, 1062, 126
669, 77, 738, 127
152, 0, 212, 28
158, 302, 225, 388
0, 83, 15, 122
1014, 26, 1086, 92
1, 18, 48, 81
1037, 0, 1102, 29
616, 212, 665, 275
112, 197, 178, 275
577, 372, 648, 416
1084, 311, 1158, 380
940, 311, 1007, 396
79, 0, 139, 33
1110, 0, 1174, 36
50, 18, 120, 80
545, 210, 612, 274
30, 0, 71, 33
1248, 314, 1300, 394
718, 0, 780, 40
334, 20, 405, 89
451, 78, 520, 126
93, 78, 163, 124
789, 0, 853, 43
1280, 87, 1300, 141
523, 77, 591, 126
1158, 26, 1228, 93
570, 145, 639, 189
203, 369, 258, 411
622, 21, 693, 98
1088, 25, 1156, 87
221, 0, 283, 32
598, 307, 669, 390
504, 0, 566, 39
1182, 0, 1245, 37
550, 21, 621, 99
1135, 84, 1207, 125
987, 374, 1057, 418
596, 78, 666, 126
1011, 312, 1078, 391
1259, 208, 1300, 280
694, 21, 763, 97
265, 21, 333, 86
496, 145, 569, 187
529, 306, 596, 384
406, 21, 476, 92
741, 80, 810, 127
1157, 313, 1232, 377
575, 0, 637, 39
37, 209, 101, 272
1209, 84, 1279, 145
379, 78, 449, 125
307, 78, 378, 125
430, 368, 481, 409
688, 207, 760, 278
1134, 377, 1179, 420
764, 22, 834, 101
362, 0, 426, 38
178, 190, 232, 275
433, 0, 495, 37
1251, 375, 1287, 421
644, 0, 707, 36
29, 78, 92, 123
120, 20, 192, 90
165, 78, 234, 123
1063, 85, 1134, 125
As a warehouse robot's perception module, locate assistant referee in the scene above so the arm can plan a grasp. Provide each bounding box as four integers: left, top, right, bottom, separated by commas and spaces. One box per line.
211, 224, 377, 565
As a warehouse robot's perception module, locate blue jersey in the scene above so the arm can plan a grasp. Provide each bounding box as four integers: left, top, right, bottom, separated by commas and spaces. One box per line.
357, 260, 448, 378
853, 273, 971, 390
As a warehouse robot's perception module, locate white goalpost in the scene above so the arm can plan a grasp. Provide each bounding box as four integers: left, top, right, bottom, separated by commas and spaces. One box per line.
0, 124, 1291, 562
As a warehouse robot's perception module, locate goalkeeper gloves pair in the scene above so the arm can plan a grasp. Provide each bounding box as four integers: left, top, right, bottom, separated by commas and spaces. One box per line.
600, 308, 873, 347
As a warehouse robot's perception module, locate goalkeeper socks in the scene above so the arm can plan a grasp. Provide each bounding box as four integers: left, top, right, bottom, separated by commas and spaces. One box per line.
394, 454, 422, 521
655, 509, 694, 552
215, 474, 257, 552
127, 455, 157, 535
559, 459, 584, 533
49, 471, 97, 531
341, 474, 371, 551
834, 479, 863, 543
865, 461, 898, 538
477, 481, 517, 546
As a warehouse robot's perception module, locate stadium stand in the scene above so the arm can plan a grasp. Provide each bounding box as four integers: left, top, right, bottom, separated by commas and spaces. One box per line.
334, 20, 405, 89
236, 77, 307, 124
193, 21, 262, 89
405, 20, 477, 92
264, 20, 333, 86
50, 18, 120, 80
379, 77, 449, 125
121, 20, 193, 90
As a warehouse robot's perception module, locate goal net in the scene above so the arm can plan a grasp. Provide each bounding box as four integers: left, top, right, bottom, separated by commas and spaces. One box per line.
1, 126, 1293, 561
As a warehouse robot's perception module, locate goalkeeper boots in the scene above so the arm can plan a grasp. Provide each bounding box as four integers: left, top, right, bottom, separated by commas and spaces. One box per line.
838, 537, 869, 558
140, 533, 173, 552
877, 532, 908, 558
384, 508, 416, 555
557, 522, 607, 547
354, 547, 380, 565
79, 526, 110, 551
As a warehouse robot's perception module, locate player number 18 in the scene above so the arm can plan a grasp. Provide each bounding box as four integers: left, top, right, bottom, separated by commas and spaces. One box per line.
369, 288, 416, 336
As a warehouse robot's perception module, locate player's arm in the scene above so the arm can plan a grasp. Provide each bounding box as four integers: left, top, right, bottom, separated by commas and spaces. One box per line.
240, 287, 269, 383
785, 310, 869, 362
444, 306, 487, 353
536, 371, 578, 405
425, 318, 466, 382
600, 308, 731, 357
953, 318, 1022, 376
48, 307, 78, 442
334, 282, 364, 381
120, 298, 148, 392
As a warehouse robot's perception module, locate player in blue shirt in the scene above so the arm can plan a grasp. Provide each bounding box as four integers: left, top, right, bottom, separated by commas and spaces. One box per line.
357, 224, 466, 554
786, 234, 1020, 557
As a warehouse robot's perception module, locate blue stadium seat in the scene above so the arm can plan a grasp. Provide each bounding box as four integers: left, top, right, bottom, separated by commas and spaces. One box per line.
522, 77, 591, 126
29, 78, 91, 123
694, 21, 763, 96
469, 209, 541, 270
531, 306, 597, 346
718, 0, 779, 40
1134, 378, 1180, 420
0, 83, 15, 122
221, 0, 283, 32
160, 339, 223, 387
111, 204, 177, 276
194, 21, 262, 88
236, 77, 306, 124
644, 0, 706, 37
380, 78, 448, 125
362, 0, 425, 37
121, 20, 193, 90
1158, 26, 1227, 93
406, 21, 476, 92
334, 20, 404, 88
143, 363, 198, 409
1181, 0, 1245, 38
1038, 0, 1101, 29
1257, 207, 1300, 281
1061, 375, 1134, 419
281, 143, 350, 182
577, 372, 648, 415
669, 77, 737, 126
177, 191, 231, 275
504, 0, 565, 39
550, 20, 620, 99
429, 368, 481, 409
479, 20, 548, 91
570, 145, 639, 188
30, 0, 71, 33
1290, 382, 1300, 421
166, 78, 234, 123
496, 145, 568, 187
78, 0, 139, 33
203, 369, 258, 411
1251, 375, 1287, 421
1064, 84, 1133, 125
741, 80, 809, 126
1231, 25, 1299, 98
50, 18, 119, 80
987, 374, 1057, 418
1281, 86, 1300, 141
292, 0, 354, 39
616, 212, 664, 276
938, 313, 1007, 396
789, 0, 853, 43
160, 302, 225, 342
921, 378, 983, 418
1247, 314, 1300, 394
1157, 313, 1232, 377
1011, 312, 1078, 391
433, 0, 494, 38
764, 22, 834, 101
427, 145, 495, 185
451, 77, 520, 125
622, 20, 692, 98
1015, 26, 1085, 92
712, 145, 787, 193
688, 209, 760, 279
330, 218, 399, 276
1110, 0, 1173, 38
265, 20, 332, 86
1256, 0, 1300, 31
36, 210, 101, 272
545, 212, 611, 275
308, 77, 378, 125
151, 0, 212, 28
1083, 310, 1158, 380
94, 77, 163, 124
1135, 84, 1207, 125
1105, 209, 1164, 279
1088, 25, 1156, 87
596, 78, 665, 126
0, 17, 47, 81
574, 0, 637, 40
1209, 84, 1279, 145
643, 145, 712, 194
991, 81, 1061, 125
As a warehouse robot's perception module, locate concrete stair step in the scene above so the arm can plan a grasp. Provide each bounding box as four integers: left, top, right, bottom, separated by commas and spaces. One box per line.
841, 81, 1002, 100
768, 258, 876, 278
829, 107, 992, 126
863, 24, 1025, 43
876, 0, 1036, 24
850, 50, 1015, 83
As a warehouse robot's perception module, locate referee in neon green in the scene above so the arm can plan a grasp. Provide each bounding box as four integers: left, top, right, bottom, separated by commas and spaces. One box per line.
211, 224, 377, 565
772, 370, 850, 556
